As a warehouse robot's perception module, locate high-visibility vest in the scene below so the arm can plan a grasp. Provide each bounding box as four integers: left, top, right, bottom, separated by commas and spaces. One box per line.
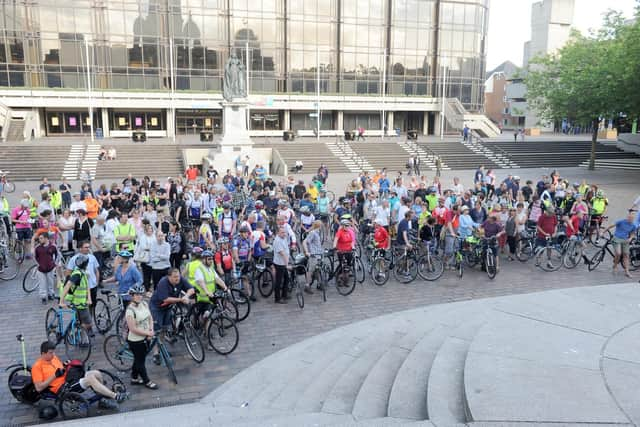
65, 269, 89, 308
50, 192, 62, 211
194, 265, 217, 303
0, 197, 9, 215
185, 260, 202, 286
29, 197, 38, 218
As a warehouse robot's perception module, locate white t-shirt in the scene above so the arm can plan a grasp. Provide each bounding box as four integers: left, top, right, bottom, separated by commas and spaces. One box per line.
375, 206, 390, 226
452, 183, 464, 195
70, 200, 86, 214
396, 205, 409, 223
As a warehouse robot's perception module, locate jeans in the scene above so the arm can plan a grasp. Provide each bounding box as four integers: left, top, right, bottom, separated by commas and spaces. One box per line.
151, 268, 169, 291
37, 270, 55, 299
140, 263, 153, 292
127, 339, 150, 383
274, 264, 289, 301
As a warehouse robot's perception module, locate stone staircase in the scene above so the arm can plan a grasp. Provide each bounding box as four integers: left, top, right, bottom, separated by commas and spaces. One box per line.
0, 144, 71, 181
420, 140, 501, 170
5, 118, 25, 142
397, 140, 450, 171
325, 140, 374, 173
445, 98, 501, 138
462, 137, 519, 169
579, 158, 640, 170
94, 144, 184, 180
53, 283, 640, 426
270, 142, 353, 174
349, 142, 416, 173
62, 145, 85, 180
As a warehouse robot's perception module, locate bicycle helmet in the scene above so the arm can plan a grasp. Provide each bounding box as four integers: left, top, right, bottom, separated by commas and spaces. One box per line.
201, 212, 212, 220
239, 225, 250, 233
38, 405, 58, 420
74, 254, 89, 270
255, 200, 264, 209
201, 249, 214, 257
596, 190, 604, 197
191, 246, 204, 257
319, 187, 326, 194
217, 237, 229, 244
118, 250, 133, 258
222, 202, 232, 209
340, 213, 352, 220
128, 284, 145, 295
278, 199, 287, 206
300, 206, 310, 214
340, 219, 351, 226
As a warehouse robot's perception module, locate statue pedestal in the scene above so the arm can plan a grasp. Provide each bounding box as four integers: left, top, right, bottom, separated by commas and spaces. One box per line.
218, 100, 252, 152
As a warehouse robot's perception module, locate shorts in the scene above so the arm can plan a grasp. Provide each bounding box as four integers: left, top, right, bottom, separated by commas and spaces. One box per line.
16, 228, 32, 241
613, 237, 630, 256
535, 238, 548, 248
150, 306, 173, 332
76, 308, 92, 325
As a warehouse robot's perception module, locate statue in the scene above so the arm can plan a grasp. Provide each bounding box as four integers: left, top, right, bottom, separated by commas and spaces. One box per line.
223, 52, 247, 101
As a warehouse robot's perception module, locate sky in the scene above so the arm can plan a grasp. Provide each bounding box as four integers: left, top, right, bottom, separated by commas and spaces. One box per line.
486, 0, 638, 70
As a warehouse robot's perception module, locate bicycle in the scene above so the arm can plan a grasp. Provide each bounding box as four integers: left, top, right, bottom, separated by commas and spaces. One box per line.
44, 305, 92, 362
480, 236, 498, 279
22, 249, 75, 293
562, 235, 584, 269
417, 241, 444, 281
308, 254, 328, 301
393, 245, 419, 284
452, 237, 465, 278
586, 236, 617, 272
369, 247, 393, 286
0, 218, 19, 281
168, 303, 206, 363
92, 289, 130, 338
534, 236, 564, 272
8, 334, 126, 420
325, 249, 357, 296
584, 213, 611, 248
254, 254, 275, 298
188, 292, 239, 355
103, 333, 178, 384
287, 254, 307, 309
516, 229, 536, 262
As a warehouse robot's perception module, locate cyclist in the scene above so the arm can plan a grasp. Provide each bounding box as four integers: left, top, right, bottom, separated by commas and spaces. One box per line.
590, 189, 608, 227
535, 205, 559, 268
125, 284, 157, 389
11, 199, 33, 257
251, 221, 270, 262
192, 249, 228, 341
373, 218, 390, 250
113, 211, 136, 252
34, 232, 58, 304
149, 268, 195, 364
396, 210, 415, 251
59, 254, 94, 339
480, 214, 505, 269
608, 209, 638, 278
316, 188, 331, 225
217, 202, 237, 239
333, 219, 355, 286
214, 237, 235, 285
233, 226, 255, 301
277, 199, 295, 226
32, 341, 129, 408
198, 213, 215, 249
301, 220, 323, 294
184, 247, 204, 285
299, 206, 315, 240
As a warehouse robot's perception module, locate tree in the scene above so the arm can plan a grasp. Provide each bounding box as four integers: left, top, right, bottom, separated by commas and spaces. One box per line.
525, 12, 629, 170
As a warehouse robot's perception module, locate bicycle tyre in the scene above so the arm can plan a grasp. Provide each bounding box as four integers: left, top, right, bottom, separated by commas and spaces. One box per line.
230, 288, 250, 321
295, 278, 304, 309
310, 267, 327, 302
370, 257, 389, 286
562, 241, 583, 269
96, 368, 127, 394
355, 256, 365, 284
516, 239, 533, 262
257, 269, 274, 298
58, 391, 89, 419
64, 324, 91, 362
13, 241, 24, 264
418, 254, 444, 281
393, 256, 418, 284
93, 298, 112, 334
159, 342, 178, 384
183, 324, 205, 363
456, 255, 464, 278
114, 310, 128, 340
20, 264, 38, 292
0, 251, 20, 281
538, 247, 563, 272
485, 251, 497, 279
7, 366, 32, 402
103, 334, 133, 372
588, 249, 606, 272
590, 229, 612, 248
207, 314, 239, 355
335, 265, 356, 296
4, 182, 15, 193
45, 307, 57, 339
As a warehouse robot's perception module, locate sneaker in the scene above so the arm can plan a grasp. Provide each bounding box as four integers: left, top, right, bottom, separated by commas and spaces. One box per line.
41, 298, 47, 305
115, 392, 130, 403
131, 377, 144, 385
47, 295, 54, 301
153, 354, 161, 365
249, 295, 257, 302
276, 299, 287, 304
98, 399, 118, 410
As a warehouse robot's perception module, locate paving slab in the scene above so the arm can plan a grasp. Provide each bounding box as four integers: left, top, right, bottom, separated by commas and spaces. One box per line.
603, 322, 640, 364
464, 352, 629, 424
601, 357, 640, 427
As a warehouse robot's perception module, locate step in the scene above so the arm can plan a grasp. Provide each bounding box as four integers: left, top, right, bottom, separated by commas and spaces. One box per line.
426, 318, 485, 427
320, 328, 407, 415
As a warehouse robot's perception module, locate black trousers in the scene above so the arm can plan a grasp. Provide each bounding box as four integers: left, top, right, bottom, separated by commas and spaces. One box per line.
507, 235, 517, 255
151, 268, 169, 290
140, 263, 153, 292
274, 264, 289, 301
170, 253, 182, 269
127, 339, 150, 383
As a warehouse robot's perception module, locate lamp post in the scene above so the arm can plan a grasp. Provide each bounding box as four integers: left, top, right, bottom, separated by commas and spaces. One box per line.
83, 36, 94, 143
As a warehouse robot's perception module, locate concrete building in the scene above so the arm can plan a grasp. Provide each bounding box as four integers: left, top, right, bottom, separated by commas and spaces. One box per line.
506, 0, 574, 132
0, 0, 499, 141
483, 60, 518, 129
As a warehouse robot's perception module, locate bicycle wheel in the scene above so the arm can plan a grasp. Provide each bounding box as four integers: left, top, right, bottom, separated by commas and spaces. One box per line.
93, 298, 112, 334
12, 241, 24, 264
563, 241, 583, 269
455, 254, 464, 278
370, 257, 390, 286
183, 324, 205, 363
64, 324, 91, 362
590, 228, 612, 248
393, 256, 418, 284
230, 288, 251, 321
588, 249, 606, 272
354, 255, 365, 284
257, 269, 273, 297
485, 251, 497, 279
96, 369, 127, 394
114, 310, 128, 341
45, 307, 58, 339
7, 366, 32, 402
103, 334, 133, 372
537, 247, 563, 272
208, 314, 239, 355
418, 254, 444, 281
294, 277, 304, 309
4, 182, 15, 193
0, 250, 20, 281
58, 391, 89, 419
159, 342, 178, 384
516, 239, 533, 262
335, 265, 356, 296
19, 264, 38, 291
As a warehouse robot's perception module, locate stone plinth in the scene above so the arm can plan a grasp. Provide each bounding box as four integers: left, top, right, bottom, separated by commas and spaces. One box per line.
218, 100, 252, 152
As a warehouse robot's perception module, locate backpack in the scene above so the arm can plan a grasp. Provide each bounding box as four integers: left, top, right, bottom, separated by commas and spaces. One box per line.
64, 359, 85, 385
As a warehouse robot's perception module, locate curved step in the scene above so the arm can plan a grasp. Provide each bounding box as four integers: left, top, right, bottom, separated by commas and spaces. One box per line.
426, 319, 485, 427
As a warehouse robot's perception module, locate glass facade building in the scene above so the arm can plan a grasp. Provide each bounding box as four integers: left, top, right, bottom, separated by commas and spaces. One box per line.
0, 0, 488, 137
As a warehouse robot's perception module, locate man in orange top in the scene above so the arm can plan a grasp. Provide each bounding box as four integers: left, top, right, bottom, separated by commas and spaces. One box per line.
83, 193, 100, 220
185, 165, 199, 183
32, 341, 129, 403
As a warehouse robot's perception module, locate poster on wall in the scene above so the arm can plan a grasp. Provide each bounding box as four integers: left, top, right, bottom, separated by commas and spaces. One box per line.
204, 118, 211, 127
69, 117, 77, 127
135, 117, 142, 127
118, 117, 126, 127
51, 117, 59, 126
85, 116, 91, 126
151, 117, 158, 127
